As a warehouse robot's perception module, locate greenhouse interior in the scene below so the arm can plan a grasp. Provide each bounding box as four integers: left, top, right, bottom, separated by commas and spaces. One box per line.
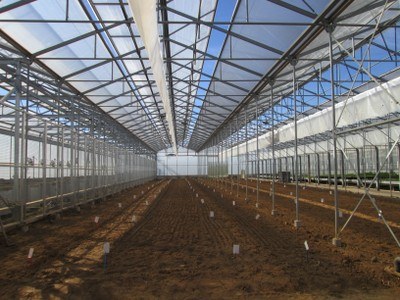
1, 0, 400, 298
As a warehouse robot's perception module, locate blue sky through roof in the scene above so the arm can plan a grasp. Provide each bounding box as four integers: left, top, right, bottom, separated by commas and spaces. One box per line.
185, 0, 237, 145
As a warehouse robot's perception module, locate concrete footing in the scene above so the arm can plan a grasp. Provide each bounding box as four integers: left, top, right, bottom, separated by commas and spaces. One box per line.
294, 219, 301, 229
332, 237, 342, 247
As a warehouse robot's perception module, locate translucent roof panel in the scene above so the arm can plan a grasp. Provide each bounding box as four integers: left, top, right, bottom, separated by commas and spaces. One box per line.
1, 0, 398, 153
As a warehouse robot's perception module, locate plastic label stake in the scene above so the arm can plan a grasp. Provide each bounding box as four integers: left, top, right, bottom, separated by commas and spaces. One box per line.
28, 247, 34, 259
145, 200, 149, 206
329, 191, 333, 195
210, 211, 214, 218
304, 241, 309, 262
255, 214, 260, 220
201, 199, 204, 204
95, 216, 99, 224
290, 192, 293, 196
304, 241, 309, 251
132, 214, 137, 222
134, 195, 136, 199
196, 193, 198, 198
118, 203, 122, 208
103, 242, 110, 270
232, 201, 236, 206
255, 203, 259, 208
321, 198, 324, 203
233, 244, 240, 255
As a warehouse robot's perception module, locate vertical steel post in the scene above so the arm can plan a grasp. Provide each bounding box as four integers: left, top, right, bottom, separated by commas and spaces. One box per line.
291, 58, 301, 229
13, 63, 22, 222
271, 81, 277, 215
61, 127, 65, 210
42, 121, 47, 216
20, 110, 27, 220
245, 106, 248, 201
236, 116, 240, 198
230, 123, 233, 193
327, 25, 341, 246
256, 95, 260, 206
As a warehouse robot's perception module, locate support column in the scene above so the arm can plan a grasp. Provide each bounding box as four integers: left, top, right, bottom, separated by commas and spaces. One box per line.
307, 154, 311, 185
245, 106, 249, 201
230, 123, 233, 193
236, 116, 240, 198
356, 148, 361, 188
256, 95, 260, 206
13, 63, 22, 223
271, 81, 277, 215
291, 57, 301, 229
327, 24, 341, 247
42, 121, 47, 216
375, 146, 380, 191
316, 153, 320, 185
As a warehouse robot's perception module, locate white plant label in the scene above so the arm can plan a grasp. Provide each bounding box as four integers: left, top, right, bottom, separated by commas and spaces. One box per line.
255, 203, 259, 208
329, 191, 333, 195
145, 200, 149, 206
339, 211, 343, 218
233, 244, 240, 255
232, 201, 236, 206
201, 199, 204, 204
196, 193, 198, 198
141, 191, 144, 195
290, 192, 293, 196
304, 241, 309, 251
134, 195, 136, 199
28, 248, 34, 259
132, 214, 137, 222
118, 203, 122, 208
103, 242, 110, 254
94, 216, 99, 223
302, 186, 306, 190
255, 214, 260, 220
210, 211, 214, 218
321, 198, 324, 203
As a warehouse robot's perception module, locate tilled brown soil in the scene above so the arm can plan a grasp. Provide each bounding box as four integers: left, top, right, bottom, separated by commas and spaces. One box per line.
0, 178, 400, 299
0, 180, 167, 299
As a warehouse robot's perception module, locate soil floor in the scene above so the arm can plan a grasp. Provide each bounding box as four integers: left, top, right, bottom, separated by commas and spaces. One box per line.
0, 178, 400, 299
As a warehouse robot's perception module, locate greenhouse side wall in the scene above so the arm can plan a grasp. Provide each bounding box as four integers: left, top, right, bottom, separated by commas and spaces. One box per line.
0, 104, 157, 228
